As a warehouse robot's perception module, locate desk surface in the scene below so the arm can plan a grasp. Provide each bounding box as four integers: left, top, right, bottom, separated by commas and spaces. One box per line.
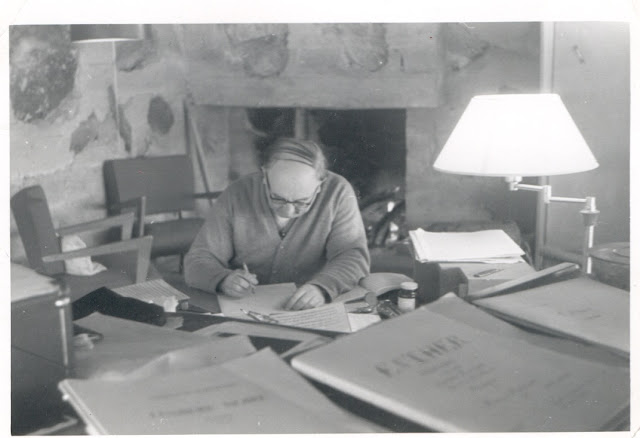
25, 266, 629, 434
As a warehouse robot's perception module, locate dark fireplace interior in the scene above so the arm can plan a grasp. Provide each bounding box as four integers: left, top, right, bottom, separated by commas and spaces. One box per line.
247, 108, 406, 199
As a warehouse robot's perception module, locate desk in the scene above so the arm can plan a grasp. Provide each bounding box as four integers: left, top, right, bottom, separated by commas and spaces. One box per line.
23, 271, 629, 434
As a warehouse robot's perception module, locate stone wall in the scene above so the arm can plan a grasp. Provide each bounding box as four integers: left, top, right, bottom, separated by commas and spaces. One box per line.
10, 22, 542, 263
406, 22, 541, 232
9, 25, 197, 260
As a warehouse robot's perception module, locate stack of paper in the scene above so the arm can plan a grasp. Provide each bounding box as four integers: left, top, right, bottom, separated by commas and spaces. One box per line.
291, 294, 629, 432
409, 228, 524, 263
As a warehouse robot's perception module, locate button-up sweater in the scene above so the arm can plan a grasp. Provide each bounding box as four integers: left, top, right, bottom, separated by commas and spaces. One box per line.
184, 171, 370, 300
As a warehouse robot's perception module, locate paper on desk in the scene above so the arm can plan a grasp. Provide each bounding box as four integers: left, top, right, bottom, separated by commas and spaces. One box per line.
195, 320, 332, 358
123, 336, 256, 380
270, 302, 352, 333
409, 228, 524, 262
475, 277, 630, 358
220, 348, 387, 432
195, 320, 326, 341
60, 348, 376, 434
112, 279, 190, 311
348, 313, 381, 331
218, 282, 352, 332
73, 313, 245, 379
217, 282, 297, 317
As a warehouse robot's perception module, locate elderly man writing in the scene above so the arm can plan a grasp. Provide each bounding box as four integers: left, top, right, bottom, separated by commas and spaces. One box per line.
184, 137, 370, 310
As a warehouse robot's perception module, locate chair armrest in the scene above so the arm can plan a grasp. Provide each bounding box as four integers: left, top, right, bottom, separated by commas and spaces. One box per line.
56, 212, 136, 240
108, 196, 146, 237
42, 236, 153, 283
193, 191, 223, 199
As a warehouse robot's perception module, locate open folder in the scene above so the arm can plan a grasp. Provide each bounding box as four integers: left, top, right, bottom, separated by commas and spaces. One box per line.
474, 276, 630, 357
59, 348, 383, 434
291, 295, 629, 432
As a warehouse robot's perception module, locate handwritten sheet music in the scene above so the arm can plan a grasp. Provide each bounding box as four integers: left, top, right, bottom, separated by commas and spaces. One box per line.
217, 283, 297, 318
218, 283, 351, 332
113, 279, 190, 310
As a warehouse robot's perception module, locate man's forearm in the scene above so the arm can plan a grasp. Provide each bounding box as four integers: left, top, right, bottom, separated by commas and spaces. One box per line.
308, 246, 370, 300
184, 256, 232, 293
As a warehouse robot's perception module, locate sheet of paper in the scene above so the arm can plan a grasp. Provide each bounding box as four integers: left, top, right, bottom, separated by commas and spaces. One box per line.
271, 302, 352, 333
348, 313, 381, 331
194, 320, 332, 357
217, 282, 297, 318
221, 348, 387, 432
195, 320, 325, 341
475, 277, 630, 357
426, 293, 628, 367
112, 279, 190, 310
218, 282, 352, 332
73, 313, 223, 379
123, 336, 256, 380
409, 228, 524, 262
59, 349, 378, 434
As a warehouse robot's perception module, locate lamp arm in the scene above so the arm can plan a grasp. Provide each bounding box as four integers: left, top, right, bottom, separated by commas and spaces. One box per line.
506, 178, 599, 274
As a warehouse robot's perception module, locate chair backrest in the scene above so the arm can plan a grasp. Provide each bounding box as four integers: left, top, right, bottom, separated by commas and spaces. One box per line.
103, 155, 197, 216
10, 185, 65, 275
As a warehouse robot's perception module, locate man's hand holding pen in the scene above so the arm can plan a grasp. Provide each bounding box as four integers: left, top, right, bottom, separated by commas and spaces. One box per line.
219, 263, 258, 298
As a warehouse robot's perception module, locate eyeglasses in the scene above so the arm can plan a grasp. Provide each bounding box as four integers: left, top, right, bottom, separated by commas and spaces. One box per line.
263, 170, 322, 211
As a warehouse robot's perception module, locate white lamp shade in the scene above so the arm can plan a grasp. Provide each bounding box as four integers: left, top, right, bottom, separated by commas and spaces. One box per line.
433, 94, 598, 177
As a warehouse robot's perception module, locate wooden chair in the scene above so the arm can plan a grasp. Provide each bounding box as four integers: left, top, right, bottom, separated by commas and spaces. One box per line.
103, 155, 221, 266
11, 185, 154, 301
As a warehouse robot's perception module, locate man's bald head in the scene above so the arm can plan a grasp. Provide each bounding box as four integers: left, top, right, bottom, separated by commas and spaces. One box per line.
262, 137, 328, 180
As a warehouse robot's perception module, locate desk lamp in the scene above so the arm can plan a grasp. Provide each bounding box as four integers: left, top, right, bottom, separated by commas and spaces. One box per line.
433, 94, 599, 273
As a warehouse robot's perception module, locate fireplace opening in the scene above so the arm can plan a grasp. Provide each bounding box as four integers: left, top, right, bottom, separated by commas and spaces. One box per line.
247, 108, 406, 199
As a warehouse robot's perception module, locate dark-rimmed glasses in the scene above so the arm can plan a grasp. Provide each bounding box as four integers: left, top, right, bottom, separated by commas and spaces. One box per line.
263, 170, 323, 211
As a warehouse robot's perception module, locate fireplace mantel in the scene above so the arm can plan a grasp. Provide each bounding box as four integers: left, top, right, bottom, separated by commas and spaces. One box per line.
181, 23, 445, 109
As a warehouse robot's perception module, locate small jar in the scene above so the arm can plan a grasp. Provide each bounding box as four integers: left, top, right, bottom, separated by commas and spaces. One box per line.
397, 281, 418, 313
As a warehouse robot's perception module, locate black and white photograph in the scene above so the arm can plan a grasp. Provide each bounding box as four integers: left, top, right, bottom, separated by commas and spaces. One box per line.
4, 0, 636, 435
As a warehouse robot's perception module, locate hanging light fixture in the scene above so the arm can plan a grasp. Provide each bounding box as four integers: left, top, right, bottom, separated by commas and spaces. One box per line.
70, 24, 147, 43
70, 24, 148, 151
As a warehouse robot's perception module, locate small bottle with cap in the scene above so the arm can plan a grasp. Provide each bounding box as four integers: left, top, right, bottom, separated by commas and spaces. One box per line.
397, 281, 418, 313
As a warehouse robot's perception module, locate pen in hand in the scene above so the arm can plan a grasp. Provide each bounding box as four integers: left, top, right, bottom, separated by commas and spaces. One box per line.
243, 262, 256, 294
